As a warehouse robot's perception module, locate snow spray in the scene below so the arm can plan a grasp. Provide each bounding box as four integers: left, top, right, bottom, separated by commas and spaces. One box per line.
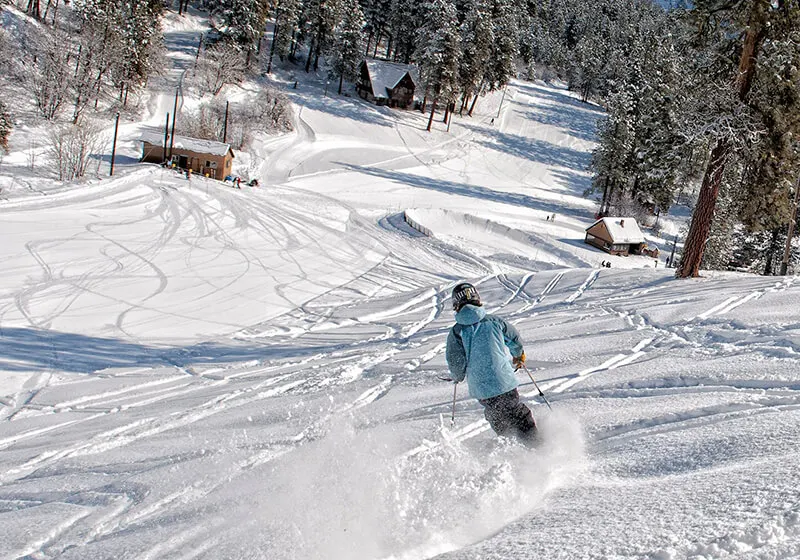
216, 407, 587, 560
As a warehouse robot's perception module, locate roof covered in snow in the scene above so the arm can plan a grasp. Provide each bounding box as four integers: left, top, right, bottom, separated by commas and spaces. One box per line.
586, 217, 645, 244
364, 60, 417, 99
139, 130, 233, 157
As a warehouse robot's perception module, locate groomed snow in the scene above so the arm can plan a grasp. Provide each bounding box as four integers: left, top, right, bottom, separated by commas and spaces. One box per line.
2, 23, 800, 559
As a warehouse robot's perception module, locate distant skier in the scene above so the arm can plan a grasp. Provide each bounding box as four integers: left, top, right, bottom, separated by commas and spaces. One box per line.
446, 282, 538, 445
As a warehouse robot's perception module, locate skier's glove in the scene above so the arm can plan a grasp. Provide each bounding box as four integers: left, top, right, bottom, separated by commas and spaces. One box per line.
512, 352, 526, 370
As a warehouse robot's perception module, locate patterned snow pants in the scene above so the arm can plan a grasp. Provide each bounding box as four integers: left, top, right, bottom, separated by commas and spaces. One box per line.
478, 388, 538, 444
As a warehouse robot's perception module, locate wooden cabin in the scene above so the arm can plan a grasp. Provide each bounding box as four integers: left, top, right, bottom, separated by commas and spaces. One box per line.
139, 131, 234, 180
585, 217, 646, 256
356, 60, 417, 108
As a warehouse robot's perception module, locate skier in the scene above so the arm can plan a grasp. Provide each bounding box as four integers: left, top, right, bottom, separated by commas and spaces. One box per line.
446, 282, 538, 445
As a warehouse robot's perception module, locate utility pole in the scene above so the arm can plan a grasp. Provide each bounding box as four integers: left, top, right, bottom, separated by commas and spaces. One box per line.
163, 112, 170, 163
495, 85, 507, 119
169, 86, 179, 158
222, 100, 229, 144
109, 112, 120, 176
780, 174, 800, 275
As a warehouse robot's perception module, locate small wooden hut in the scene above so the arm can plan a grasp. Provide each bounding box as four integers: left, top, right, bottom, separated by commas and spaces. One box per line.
584, 217, 646, 256
139, 131, 234, 180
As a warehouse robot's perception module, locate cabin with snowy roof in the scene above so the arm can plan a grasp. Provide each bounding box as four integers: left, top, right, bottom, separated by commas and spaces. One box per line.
584, 217, 646, 256
356, 60, 417, 108
139, 130, 234, 181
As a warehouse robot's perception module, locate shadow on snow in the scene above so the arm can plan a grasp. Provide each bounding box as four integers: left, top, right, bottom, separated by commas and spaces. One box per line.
0, 327, 331, 374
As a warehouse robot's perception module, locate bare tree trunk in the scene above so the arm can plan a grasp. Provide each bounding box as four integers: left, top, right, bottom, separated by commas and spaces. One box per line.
678, 141, 731, 277
459, 91, 468, 115
27, 0, 41, 19
365, 30, 373, 57
468, 90, 480, 116
313, 39, 321, 71
599, 176, 610, 216
763, 227, 782, 275
426, 98, 437, 132
372, 30, 381, 58
304, 35, 316, 73
267, 20, 278, 73
43, 0, 53, 23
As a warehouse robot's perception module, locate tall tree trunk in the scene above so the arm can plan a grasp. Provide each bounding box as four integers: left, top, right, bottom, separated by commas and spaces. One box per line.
267, 20, 279, 73
426, 98, 437, 132
313, 40, 321, 71
27, 0, 41, 19
468, 90, 480, 116
763, 227, 782, 275
599, 176, 610, 216
677, 1, 770, 278
338, 73, 343, 95
43, 0, 53, 23
290, 30, 298, 59
678, 141, 731, 277
372, 30, 381, 58
305, 35, 316, 73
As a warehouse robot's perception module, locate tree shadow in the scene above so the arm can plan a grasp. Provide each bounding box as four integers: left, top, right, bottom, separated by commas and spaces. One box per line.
514, 82, 605, 114
161, 30, 203, 70
468, 125, 592, 177
0, 327, 333, 374
286, 88, 395, 128
339, 163, 597, 222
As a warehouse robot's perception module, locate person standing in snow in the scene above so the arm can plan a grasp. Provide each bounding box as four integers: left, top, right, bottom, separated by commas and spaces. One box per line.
445, 282, 538, 444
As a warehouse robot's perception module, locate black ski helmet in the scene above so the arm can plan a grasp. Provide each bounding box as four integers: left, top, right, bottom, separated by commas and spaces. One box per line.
452, 282, 481, 312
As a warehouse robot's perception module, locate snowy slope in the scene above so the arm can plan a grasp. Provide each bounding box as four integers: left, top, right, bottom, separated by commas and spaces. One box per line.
3, 66, 800, 560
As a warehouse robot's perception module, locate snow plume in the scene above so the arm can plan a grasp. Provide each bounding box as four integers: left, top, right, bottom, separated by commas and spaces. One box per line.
219, 411, 586, 560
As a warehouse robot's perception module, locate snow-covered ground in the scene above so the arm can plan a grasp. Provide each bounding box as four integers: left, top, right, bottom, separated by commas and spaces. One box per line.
3, 12, 800, 559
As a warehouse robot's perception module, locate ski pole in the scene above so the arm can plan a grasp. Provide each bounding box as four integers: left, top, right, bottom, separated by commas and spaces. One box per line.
521, 364, 553, 411
450, 382, 458, 426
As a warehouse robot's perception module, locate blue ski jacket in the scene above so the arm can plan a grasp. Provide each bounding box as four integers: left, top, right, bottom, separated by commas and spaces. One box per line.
445, 304, 524, 400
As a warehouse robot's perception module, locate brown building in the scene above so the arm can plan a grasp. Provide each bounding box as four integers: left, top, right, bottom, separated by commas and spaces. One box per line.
356, 60, 418, 108
585, 217, 646, 256
139, 130, 234, 180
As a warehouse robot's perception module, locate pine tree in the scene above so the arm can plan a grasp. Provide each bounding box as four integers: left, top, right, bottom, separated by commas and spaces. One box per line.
301, 0, 343, 73
677, 0, 798, 278
270, 0, 303, 67
484, 0, 519, 92
216, 0, 269, 56
0, 99, 11, 153
388, 0, 420, 63
457, 0, 492, 111
361, 0, 392, 57
328, 0, 365, 94
414, 0, 461, 131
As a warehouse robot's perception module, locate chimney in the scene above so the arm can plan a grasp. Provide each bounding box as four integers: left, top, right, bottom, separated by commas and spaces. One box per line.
620, 219, 625, 227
